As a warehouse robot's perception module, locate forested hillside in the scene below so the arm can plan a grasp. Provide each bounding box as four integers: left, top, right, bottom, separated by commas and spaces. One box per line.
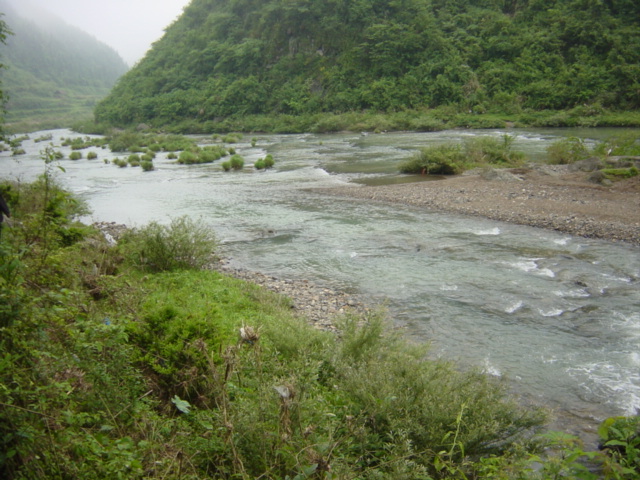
95, 0, 640, 129
0, 1, 128, 130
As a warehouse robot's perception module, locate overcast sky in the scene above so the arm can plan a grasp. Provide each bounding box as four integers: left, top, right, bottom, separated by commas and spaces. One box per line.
6, 0, 193, 66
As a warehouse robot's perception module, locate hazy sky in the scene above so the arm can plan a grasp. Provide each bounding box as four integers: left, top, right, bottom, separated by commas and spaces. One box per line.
7, 0, 193, 66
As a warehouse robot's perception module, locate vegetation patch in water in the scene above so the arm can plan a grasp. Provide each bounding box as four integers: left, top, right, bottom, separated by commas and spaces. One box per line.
400, 134, 525, 175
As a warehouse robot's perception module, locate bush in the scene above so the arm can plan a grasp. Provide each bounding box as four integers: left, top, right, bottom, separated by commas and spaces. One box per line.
127, 154, 141, 167
222, 133, 243, 143
401, 136, 525, 175
546, 137, 591, 164
465, 134, 525, 166
593, 133, 640, 157
69, 151, 82, 160
120, 216, 217, 272
140, 160, 154, 172
400, 144, 465, 175
263, 154, 275, 168
254, 159, 266, 169
221, 161, 231, 171
598, 415, 640, 476
113, 157, 128, 168
230, 154, 244, 170
86, 151, 98, 160
178, 150, 198, 164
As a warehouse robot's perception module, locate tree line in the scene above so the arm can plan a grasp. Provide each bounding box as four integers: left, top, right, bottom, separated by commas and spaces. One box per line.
95, 0, 640, 128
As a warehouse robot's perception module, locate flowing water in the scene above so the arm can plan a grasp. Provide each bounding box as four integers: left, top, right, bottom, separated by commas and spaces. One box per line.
2, 128, 639, 443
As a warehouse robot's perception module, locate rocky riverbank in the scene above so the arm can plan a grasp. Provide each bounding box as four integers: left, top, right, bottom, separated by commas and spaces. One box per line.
313, 163, 640, 245
216, 260, 374, 331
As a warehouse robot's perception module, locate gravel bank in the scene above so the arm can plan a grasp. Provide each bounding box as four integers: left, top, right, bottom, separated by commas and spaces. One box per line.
313, 164, 640, 245
216, 260, 375, 331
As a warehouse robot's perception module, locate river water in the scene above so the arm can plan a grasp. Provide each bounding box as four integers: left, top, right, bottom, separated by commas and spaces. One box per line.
2, 128, 639, 442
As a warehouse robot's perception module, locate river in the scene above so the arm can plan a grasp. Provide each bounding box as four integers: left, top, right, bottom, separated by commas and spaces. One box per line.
2, 127, 638, 444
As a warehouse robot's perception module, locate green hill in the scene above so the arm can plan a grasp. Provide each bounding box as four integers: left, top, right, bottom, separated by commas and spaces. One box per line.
0, 1, 128, 131
95, 0, 640, 130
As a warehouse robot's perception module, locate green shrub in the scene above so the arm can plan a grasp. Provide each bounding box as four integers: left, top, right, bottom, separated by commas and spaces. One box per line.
593, 133, 640, 157
87, 151, 98, 160
546, 137, 590, 164
401, 136, 525, 175
178, 150, 198, 164
464, 134, 525, 166
140, 153, 154, 162
108, 131, 145, 152
167, 152, 178, 159
113, 157, 128, 168
34, 133, 53, 143
230, 154, 244, 170
263, 153, 275, 168
254, 159, 266, 169
127, 154, 141, 167
221, 161, 231, 171
400, 143, 465, 175
140, 160, 154, 172
198, 145, 227, 163
120, 216, 217, 272
69, 151, 82, 160
222, 133, 243, 143
598, 415, 640, 476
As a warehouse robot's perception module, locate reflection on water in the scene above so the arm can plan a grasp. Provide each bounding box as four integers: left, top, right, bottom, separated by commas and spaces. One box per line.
2, 127, 639, 444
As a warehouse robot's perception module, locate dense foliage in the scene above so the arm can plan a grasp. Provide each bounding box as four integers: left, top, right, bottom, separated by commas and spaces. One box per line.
95, 0, 640, 129
0, 1, 128, 130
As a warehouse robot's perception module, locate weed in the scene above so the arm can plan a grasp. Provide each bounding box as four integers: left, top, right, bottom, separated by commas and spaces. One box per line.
546, 137, 591, 164
119, 215, 217, 272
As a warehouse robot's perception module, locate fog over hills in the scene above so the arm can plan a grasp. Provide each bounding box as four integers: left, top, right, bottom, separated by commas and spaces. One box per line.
0, 0, 128, 128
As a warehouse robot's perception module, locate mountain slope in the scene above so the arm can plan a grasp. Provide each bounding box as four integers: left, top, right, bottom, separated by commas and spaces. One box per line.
95, 0, 640, 128
0, 0, 128, 129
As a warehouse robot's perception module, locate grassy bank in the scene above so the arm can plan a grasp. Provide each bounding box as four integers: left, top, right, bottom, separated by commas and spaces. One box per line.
1, 172, 638, 478
74, 107, 640, 137
7, 106, 640, 136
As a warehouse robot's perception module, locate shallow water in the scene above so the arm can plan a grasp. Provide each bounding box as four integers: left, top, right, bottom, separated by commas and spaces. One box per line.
2, 127, 639, 443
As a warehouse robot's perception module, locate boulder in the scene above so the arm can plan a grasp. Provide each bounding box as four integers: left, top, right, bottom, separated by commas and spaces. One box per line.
570, 157, 603, 172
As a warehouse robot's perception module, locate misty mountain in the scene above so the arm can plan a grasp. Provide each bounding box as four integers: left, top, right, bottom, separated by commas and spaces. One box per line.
0, 0, 128, 128
95, 0, 640, 129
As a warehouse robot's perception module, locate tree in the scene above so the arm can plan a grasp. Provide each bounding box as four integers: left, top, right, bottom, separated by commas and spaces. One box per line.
0, 13, 12, 137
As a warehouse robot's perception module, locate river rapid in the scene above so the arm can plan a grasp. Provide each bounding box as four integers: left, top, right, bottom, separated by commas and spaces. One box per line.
2, 127, 639, 444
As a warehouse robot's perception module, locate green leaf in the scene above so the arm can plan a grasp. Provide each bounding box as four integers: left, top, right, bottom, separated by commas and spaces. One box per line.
171, 395, 191, 414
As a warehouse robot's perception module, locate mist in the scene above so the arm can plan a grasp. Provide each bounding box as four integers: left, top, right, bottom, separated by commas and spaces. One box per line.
2, 0, 192, 66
